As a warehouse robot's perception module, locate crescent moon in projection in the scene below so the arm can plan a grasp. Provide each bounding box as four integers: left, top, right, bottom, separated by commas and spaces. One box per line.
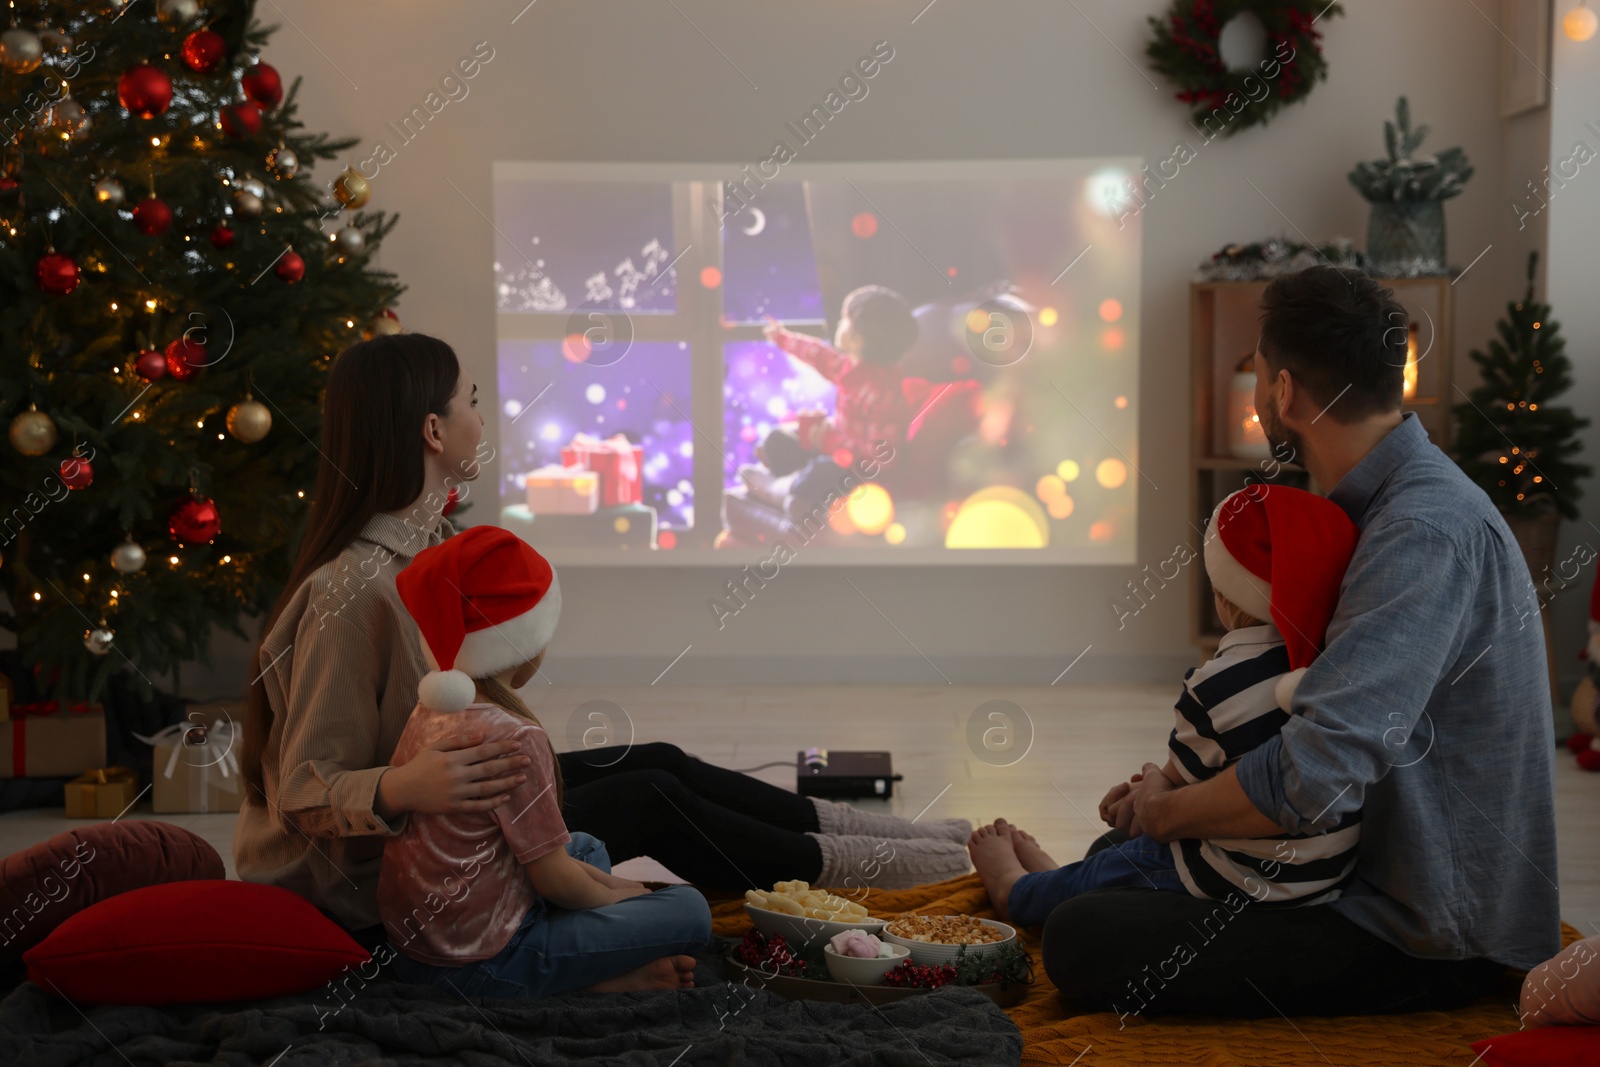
741, 207, 766, 236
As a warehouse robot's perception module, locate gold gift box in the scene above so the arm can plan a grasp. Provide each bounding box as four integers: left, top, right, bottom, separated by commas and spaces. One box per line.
65, 766, 140, 819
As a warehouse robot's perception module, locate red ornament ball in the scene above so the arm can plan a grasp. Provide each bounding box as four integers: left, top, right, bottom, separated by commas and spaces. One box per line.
180, 29, 226, 73
442, 486, 460, 517
0, 178, 18, 192
220, 100, 262, 139
132, 195, 173, 236
134, 349, 167, 381
59, 456, 94, 490
168, 496, 222, 543
241, 62, 283, 108
164, 336, 206, 380
36, 252, 80, 295
118, 64, 173, 119
275, 249, 304, 283
209, 224, 235, 250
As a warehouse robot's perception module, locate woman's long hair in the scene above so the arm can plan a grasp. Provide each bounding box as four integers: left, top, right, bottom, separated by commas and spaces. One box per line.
241, 333, 463, 798
472, 674, 565, 808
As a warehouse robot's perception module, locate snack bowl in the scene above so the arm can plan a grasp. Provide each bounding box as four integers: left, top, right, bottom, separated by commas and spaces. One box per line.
744, 903, 886, 949
824, 942, 910, 986
881, 916, 1016, 966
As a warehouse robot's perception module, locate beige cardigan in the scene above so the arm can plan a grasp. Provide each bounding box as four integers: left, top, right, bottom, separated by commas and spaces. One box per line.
233, 511, 456, 930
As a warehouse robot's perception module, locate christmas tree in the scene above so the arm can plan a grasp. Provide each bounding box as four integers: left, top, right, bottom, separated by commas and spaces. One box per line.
1, 0, 403, 703
1453, 252, 1590, 521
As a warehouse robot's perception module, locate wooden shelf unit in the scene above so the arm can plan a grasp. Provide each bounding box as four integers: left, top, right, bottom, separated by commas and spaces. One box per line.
1188, 277, 1454, 649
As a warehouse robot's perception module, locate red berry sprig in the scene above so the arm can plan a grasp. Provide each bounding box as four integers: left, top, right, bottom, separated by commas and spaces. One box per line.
736, 929, 811, 978
881, 960, 958, 989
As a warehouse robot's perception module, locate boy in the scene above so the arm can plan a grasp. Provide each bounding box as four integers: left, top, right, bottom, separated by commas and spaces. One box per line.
969, 485, 1362, 926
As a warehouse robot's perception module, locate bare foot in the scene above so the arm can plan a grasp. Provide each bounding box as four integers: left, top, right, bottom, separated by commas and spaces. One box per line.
967, 823, 1027, 924
994, 819, 1057, 873
588, 954, 697, 992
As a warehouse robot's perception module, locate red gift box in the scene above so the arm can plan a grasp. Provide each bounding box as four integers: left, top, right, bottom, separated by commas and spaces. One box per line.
2, 702, 107, 778
561, 433, 644, 508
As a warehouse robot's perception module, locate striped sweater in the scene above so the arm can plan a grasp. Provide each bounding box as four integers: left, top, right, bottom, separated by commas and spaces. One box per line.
1168, 622, 1361, 907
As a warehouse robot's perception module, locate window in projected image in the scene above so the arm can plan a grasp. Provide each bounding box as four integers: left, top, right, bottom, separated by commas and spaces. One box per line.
493, 161, 1142, 563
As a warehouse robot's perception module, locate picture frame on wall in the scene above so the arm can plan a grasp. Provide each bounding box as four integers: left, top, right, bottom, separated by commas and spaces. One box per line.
1500, 0, 1552, 116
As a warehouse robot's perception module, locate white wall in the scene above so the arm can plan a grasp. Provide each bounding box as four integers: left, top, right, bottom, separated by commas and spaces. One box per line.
168, 0, 1560, 694
1546, 14, 1600, 699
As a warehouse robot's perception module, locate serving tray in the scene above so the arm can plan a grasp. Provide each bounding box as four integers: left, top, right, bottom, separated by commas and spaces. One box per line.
721, 954, 1030, 1008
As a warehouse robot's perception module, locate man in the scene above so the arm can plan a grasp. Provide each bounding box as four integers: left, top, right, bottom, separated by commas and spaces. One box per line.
1041, 266, 1560, 1018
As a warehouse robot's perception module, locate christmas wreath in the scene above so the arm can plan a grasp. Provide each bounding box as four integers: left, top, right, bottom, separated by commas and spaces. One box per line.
1145, 0, 1343, 136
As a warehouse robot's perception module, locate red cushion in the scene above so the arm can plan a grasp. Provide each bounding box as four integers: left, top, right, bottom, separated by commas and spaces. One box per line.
0, 820, 224, 963
23, 879, 370, 1004
1471, 1026, 1600, 1066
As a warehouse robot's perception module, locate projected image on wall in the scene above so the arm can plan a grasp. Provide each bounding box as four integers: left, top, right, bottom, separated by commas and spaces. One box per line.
492, 161, 1142, 563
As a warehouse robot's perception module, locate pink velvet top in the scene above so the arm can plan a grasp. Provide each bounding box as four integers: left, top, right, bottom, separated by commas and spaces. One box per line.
377, 703, 569, 966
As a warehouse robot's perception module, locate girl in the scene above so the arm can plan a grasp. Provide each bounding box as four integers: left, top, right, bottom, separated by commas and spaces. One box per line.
380, 524, 709, 995
235, 333, 969, 950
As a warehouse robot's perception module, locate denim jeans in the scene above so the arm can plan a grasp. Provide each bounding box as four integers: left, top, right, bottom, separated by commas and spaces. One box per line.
387, 833, 712, 998
1007, 832, 1186, 927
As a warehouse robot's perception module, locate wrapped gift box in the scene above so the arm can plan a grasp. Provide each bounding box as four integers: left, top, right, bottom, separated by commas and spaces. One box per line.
138, 706, 244, 813
0, 703, 107, 778
561, 433, 644, 508
64, 766, 141, 819
526, 464, 600, 515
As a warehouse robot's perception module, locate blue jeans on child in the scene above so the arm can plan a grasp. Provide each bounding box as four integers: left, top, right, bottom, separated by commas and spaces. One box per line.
1007, 833, 1188, 927
387, 833, 712, 998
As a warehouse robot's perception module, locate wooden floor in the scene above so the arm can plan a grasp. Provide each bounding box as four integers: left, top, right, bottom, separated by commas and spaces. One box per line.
2, 684, 1594, 936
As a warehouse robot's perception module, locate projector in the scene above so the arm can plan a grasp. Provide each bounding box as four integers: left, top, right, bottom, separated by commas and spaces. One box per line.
796, 748, 903, 799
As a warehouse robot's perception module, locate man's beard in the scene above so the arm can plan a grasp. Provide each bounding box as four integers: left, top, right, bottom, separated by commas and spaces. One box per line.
1258, 393, 1303, 467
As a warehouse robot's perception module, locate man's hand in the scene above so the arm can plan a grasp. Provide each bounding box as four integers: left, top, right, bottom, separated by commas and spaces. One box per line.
1131, 762, 1180, 842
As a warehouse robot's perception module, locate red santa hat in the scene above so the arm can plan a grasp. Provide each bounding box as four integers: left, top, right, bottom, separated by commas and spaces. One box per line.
394, 525, 561, 713
1203, 485, 1360, 710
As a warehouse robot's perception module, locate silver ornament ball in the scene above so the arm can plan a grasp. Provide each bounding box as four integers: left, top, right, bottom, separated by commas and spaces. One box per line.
334, 225, 365, 254
269, 146, 298, 177
156, 0, 199, 24
0, 29, 43, 74
111, 539, 146, 574
94, 177, 125, 206
54, 98, 88, 135
240, 177, 266, 199
84, 627, 115, 656
234, 190, 264, 218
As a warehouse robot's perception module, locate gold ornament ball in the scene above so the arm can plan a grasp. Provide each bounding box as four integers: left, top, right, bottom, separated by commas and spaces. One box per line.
1565, 5, 1599, 41
9, 408, 57, 456
227, 397, 273, 443
333, 168, 370, 210
0, 29, 44, 74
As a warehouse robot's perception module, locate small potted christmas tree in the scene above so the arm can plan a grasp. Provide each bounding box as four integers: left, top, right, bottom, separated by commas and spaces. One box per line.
1347, 96, 1473, 275
1452, 252, 1590, 580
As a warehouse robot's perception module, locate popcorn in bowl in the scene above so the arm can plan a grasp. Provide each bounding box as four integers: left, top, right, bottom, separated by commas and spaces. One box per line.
884, 915, 1007, 946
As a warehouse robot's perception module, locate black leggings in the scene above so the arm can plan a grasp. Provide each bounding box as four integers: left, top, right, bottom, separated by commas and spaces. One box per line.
1040, 837, 1507, 1018
557, 743, 822, 890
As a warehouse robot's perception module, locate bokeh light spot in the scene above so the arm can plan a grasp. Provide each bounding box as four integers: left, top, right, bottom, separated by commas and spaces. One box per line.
1096, 458, 1128, 489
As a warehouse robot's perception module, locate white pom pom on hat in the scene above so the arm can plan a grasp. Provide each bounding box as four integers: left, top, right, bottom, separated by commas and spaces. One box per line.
394, 526, 562, 713
417, 669, 477, 714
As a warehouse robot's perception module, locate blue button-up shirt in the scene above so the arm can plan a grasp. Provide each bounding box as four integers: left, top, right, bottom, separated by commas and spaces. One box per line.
1237, 412, 1560, 970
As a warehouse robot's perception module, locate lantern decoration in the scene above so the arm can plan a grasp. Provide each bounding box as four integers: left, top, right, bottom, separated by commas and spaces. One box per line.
1403, 321, 1420, 400
1226, 352, 1271, 460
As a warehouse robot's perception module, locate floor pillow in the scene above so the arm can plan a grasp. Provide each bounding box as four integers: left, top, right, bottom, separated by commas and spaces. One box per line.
24, 879, 371, 1004
0, 819, 223, 964
1471, 1025, 1600, 1065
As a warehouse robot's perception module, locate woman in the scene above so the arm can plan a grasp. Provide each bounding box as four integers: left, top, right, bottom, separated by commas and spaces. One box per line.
235, 333, 969, 948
